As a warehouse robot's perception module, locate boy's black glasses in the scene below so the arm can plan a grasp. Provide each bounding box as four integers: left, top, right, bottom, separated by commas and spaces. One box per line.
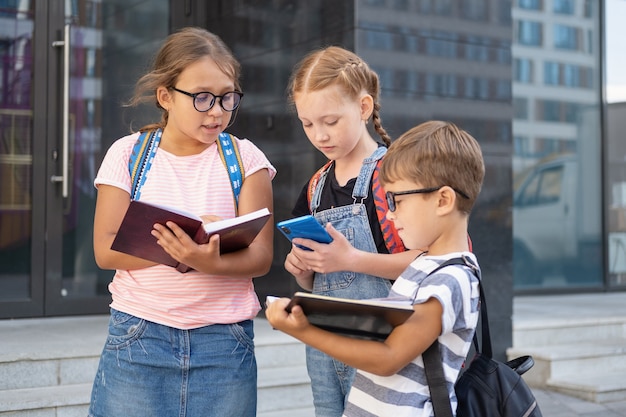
385, 186, 470, 212
171, 87, 244, 112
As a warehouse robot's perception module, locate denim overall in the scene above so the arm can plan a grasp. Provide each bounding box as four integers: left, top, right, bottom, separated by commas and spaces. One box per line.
306, 146, 393, 417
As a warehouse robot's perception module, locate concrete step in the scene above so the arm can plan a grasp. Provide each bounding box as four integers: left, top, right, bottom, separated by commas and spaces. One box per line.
0, 383, 91, 415
508, 339, 626, 386
513, 316, 626, 348
511, 303, 626, 406
255, 317, 314, 414
507, 339, 626, 386
547, 372, 626, 404
511, 294, 626, 404
0, 316, 313, 416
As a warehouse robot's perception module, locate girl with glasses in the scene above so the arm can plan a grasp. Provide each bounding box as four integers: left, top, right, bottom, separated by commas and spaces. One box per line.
89, 27, 275, 417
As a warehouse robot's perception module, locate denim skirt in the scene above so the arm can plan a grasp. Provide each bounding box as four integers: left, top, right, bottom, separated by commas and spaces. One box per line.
88, 309, 257, 417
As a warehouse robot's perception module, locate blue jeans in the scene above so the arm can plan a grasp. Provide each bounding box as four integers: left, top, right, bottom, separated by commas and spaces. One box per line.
88, 309, 257, 417
306, 344, 355, 417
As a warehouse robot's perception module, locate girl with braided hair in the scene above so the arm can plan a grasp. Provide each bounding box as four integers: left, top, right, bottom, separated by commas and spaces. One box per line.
282, 46, 422, 416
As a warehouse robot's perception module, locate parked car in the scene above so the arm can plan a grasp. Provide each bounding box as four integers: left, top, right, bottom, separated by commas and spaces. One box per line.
513, 154, 601, 286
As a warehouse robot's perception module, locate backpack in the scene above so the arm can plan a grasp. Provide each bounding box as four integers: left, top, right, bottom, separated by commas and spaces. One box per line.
306, 158, 406, 254
129, 129, 244, 211
423, 257, 542, 417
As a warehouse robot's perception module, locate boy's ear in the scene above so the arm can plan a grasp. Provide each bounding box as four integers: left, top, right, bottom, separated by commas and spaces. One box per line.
156, 86, 173, 110
436, 186, 457, 215
360, 93, 374, 121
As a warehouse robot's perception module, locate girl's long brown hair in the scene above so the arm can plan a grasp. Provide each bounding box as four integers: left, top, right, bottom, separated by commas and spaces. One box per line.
128, 27, 241, 132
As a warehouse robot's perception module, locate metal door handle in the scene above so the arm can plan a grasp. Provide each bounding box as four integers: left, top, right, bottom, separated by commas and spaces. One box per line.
51, 24, 70, 197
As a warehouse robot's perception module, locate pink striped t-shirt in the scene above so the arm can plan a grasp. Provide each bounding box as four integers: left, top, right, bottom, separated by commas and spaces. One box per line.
94, 131, 276, 329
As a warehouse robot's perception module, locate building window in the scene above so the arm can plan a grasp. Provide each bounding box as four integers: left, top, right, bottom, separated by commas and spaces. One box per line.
517, 20, 542, 46
541, 100, 561, 122
563, 64, 580, 87
434, 0, 453, 15
462, 0, 488, 21
363, 23, 394, 50
553, 0, 574, 14
406, 71, 418, 98
587, 29, 593, 54
393, 0, 409, 10
498, 40, 512, 64
554, 24, 579, 50
514, 135, 530, 156
535, 138, 562, 156
364, 0, 386, 7
518, 0, 542, 11
465, 35, 489, 62
514, 58, 533, 82
464, 77, 476, 98
544, 61, 560, 85
514, 97, 528, 119
425, 31, 458, 58
496, 79, 511, 100
499, 0, 512, 24
444, 74, 458, 97
584, 0, 593, 17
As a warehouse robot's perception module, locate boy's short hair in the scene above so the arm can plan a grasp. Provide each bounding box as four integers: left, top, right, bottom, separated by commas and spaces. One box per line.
380, 121, 485, 214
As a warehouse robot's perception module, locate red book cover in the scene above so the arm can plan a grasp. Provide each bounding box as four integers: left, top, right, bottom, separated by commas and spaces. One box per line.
111, 201, 271, 273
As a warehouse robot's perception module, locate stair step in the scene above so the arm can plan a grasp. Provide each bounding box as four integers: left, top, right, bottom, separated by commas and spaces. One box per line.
258, 364, 310, 388
255, 319, 307, 369
258, 407, 315, 417
0, 317, 314, 415
547, 372, 626, 403
258, 365, 313, 414
0, 383, 92, 413
0, 356, 100, 391
513, 316, 626, 348
507, 340, 626, 387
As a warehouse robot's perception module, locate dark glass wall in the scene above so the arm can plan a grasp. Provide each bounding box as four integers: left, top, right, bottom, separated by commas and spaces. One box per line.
200, 0, 514, 359
604, 0, 626, 288
354, 0, 513, 360
206, 0, 360, 301
511, 0, 603, 291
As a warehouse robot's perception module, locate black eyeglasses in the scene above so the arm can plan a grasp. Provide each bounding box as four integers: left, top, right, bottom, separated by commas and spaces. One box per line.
171, 87, 243, 112
385, 186, 470, 212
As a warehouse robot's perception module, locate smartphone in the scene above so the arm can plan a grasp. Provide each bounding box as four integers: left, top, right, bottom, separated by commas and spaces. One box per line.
276, 215, 333, 250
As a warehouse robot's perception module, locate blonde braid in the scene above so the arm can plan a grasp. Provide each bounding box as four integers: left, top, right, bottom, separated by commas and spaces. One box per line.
372, 102, 391, 146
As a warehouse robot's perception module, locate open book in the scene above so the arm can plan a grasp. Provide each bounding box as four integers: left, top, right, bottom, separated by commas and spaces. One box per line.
271, 292, 414, 341
111, 200, 271, 273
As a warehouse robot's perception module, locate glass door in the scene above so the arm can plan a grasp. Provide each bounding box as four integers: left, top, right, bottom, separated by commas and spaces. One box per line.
0, 0, 169, 318
0, 0, 41, 316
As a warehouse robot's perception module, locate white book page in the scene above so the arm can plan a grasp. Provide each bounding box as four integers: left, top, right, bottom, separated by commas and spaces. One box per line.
202, 208, 270, 233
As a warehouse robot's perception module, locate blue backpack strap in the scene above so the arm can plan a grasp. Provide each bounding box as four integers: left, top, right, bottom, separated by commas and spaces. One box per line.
128, 130, 244, 210
129, 129, 161, 200
216, 132, 245, 211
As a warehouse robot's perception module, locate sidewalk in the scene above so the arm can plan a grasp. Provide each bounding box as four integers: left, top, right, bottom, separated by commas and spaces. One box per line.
534, 387, 626, 416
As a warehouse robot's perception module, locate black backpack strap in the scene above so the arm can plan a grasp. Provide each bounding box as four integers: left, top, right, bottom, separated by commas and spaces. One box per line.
422, 255, 480, 417
423, 342, 454, 417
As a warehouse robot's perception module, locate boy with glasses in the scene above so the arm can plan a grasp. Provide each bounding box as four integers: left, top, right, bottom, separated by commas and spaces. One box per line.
266, 120, 485, 417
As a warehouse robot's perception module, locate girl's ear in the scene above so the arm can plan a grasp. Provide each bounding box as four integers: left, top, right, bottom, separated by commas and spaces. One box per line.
360, 93, 374, 121
156, 86, 173, 111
